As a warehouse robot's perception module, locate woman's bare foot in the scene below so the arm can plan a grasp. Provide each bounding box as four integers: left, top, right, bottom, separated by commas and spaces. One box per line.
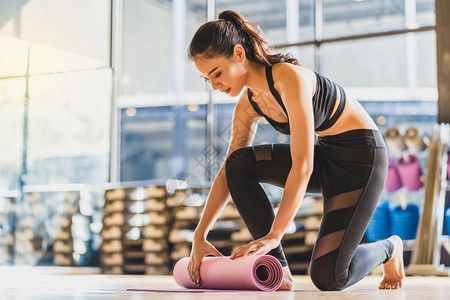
379, 235, 405, 290
277, 266, 293, 291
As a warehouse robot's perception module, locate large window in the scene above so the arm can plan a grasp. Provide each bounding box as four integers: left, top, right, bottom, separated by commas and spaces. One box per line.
323, 0, 435, 38
121, 0, 208, 96
117, 0, 437, 183
27, 70, 111, 185
0, 78, 25, 190
216, 0, 315, 44
120, 105, 207, 182
0, 0, 112, 189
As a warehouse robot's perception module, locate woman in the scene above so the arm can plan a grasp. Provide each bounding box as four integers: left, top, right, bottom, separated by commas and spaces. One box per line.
186, 10, 405, 291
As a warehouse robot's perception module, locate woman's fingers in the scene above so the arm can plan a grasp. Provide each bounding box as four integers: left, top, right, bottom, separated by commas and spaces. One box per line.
231, 242, 261, 259
187, 259, 195, 283
245, 243, 260, 255
230, 246, 243, 259
187, 257, 201, 286
192, 263, 201, 286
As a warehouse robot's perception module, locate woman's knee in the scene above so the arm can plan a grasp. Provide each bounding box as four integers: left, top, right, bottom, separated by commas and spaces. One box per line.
310, 260, 343, 291
224, 146, 255, 176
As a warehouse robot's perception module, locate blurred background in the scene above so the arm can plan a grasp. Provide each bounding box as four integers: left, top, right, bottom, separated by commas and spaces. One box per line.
0, 0, 448, 276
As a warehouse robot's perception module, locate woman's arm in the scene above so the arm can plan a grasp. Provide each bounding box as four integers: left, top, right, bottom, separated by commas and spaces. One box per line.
193, 92, 261, 241
269, 64, 315, 241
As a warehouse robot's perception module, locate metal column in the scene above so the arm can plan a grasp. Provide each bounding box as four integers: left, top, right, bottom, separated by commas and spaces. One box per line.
436, 0, 450, 123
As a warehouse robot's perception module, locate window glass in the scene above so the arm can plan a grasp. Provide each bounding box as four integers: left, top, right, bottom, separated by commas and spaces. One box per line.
120, 105, 208, 182
323, 0, 435, 39
121, 116, 175, 181
185, 110, 207, 181
121, 0, 173, 95
0, 78, 25, 190
0, 36, 28, 77
322, 34, 407, 87
0, 0, 111, 65
29, 43, 107, 75
416, 30, 436, 87
415, 0, 435, 27
27, 69, 111, 185
186, 0, 209, 92
322, 31, 436, 97
216, 0, 314, 45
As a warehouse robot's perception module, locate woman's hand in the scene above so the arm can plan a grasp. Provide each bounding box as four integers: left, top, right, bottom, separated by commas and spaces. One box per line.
230, 232, 281, 260
187, 236, 224, 287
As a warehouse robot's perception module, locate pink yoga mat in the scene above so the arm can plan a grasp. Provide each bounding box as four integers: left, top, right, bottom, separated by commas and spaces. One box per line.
173, 255, 283, 291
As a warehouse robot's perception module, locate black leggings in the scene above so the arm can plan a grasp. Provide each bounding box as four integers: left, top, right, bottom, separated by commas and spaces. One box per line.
224, 129, 394, 291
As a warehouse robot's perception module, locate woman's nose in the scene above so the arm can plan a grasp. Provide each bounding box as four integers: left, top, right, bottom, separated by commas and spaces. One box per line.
211, 80, 222, 91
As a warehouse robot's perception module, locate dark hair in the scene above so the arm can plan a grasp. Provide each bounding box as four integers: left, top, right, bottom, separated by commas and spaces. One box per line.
188, 10, 300, 66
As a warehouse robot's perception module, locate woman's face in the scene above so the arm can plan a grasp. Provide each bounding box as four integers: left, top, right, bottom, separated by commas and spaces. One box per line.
194, 48, 248, 97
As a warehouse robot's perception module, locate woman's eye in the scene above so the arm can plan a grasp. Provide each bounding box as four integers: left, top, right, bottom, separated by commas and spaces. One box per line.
214, 72, 221, 78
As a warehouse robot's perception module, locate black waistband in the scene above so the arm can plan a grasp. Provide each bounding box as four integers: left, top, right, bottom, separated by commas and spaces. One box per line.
317, 129, 386, 148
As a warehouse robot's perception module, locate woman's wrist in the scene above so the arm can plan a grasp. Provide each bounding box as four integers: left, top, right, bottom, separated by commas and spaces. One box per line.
193, 230, 207, 242
268, 230, 283, 243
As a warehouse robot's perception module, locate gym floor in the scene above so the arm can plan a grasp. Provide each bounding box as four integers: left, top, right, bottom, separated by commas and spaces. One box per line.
0, 267, 448, 299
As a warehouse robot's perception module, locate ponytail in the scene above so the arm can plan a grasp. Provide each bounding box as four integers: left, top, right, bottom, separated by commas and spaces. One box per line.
188, 10, 300, 66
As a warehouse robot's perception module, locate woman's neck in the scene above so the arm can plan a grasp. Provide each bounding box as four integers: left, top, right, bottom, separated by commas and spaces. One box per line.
245, 61, 269, 94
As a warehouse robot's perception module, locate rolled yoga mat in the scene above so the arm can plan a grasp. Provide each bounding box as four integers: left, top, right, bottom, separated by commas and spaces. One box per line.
447, 152, 450, 180
396, 154, 423, 191
174, 255, 283, 291
385, 158, 402, 193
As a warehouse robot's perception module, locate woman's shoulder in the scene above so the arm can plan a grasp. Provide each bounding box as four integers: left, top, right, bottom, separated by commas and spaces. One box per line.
271, 62, 316, 91
272, 62, 312, 78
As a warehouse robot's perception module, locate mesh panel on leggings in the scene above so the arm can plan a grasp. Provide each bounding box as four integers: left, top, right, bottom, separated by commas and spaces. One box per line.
312, 188, 364, 261
324, 188, 363, 215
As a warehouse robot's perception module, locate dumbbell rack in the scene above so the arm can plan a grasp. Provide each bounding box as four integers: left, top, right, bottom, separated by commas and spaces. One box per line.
100, 182, 171, 275
0, 191, 18, 265
0, 184, 103, 266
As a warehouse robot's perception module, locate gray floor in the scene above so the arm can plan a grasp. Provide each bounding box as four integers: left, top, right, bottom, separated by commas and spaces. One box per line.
0, 266, 449, 299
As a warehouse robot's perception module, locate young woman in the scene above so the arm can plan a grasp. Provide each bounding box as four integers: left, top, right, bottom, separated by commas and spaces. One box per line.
186, 10, 405, 291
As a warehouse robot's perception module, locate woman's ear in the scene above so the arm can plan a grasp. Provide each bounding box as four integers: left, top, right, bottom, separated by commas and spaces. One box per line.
233, 44, 246, 62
